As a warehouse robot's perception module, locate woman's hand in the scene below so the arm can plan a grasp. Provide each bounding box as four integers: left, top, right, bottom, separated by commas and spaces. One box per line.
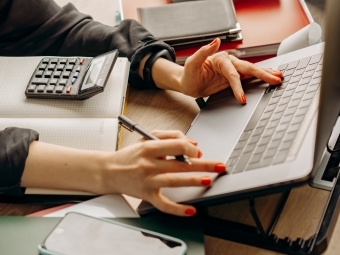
179, 37, 283, 103
100, 130, 226, 216
149, 38, 282, 104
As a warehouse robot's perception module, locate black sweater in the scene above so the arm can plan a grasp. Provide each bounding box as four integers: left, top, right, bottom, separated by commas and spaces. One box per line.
0, 0, 175, 195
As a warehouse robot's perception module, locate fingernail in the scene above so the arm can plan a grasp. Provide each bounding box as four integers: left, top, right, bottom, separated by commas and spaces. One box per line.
197, 149, 203, 158
187, 138, 198, 146
185, 208, 196, 216
209, 38, 218, 46
241, 93, 247, 105
201, 176, 211, 186
214, 163, 226, 173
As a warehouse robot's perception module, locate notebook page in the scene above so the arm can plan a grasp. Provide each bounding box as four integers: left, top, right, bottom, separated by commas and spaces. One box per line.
0, 57, 129, 118
0, 118, 118, 151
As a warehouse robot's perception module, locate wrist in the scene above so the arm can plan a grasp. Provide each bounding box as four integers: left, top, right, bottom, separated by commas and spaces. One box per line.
152, 57, 184, 92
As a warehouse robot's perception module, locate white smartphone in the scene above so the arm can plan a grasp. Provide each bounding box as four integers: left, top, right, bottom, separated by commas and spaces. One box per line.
38, 212, 187, 255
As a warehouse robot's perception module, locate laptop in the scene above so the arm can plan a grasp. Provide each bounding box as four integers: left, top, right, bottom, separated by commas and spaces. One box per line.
138, 0, 340, 214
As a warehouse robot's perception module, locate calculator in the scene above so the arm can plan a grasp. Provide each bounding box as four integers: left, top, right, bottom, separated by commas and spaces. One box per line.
25, 50, 119, 100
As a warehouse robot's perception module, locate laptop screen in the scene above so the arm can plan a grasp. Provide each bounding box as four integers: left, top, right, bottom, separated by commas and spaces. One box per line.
313, 0, 340, 175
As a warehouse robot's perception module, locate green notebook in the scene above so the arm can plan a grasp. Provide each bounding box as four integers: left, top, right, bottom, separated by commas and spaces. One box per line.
0, 214, 205, 255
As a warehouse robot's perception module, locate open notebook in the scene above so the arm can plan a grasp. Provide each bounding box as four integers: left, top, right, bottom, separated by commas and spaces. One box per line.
0, 56, 130, 196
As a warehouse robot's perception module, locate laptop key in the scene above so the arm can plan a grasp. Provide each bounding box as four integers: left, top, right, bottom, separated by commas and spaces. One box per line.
306, 63, 318, 71
243, 143, 257, 153
239, 130, 253, 141
273, 150, 289, 164
232, 152, 252, 173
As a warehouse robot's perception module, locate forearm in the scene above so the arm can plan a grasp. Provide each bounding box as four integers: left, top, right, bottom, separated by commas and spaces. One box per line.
21, 141, 112, 194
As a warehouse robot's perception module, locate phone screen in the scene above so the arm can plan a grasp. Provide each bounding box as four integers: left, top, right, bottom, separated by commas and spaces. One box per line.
42, 213, 184, 255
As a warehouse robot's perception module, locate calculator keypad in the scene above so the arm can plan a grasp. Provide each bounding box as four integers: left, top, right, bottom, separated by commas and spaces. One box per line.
27, 57, 88, 96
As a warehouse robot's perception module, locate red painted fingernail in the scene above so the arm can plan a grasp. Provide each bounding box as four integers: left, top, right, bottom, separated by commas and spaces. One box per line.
214, 163, 226, 173
197, 149, 203, 158
241, 93, 247, 105
187, 138, 198, 146
201, 177, 211, 186
209, 38, 218, 46
185, 208, 196, 216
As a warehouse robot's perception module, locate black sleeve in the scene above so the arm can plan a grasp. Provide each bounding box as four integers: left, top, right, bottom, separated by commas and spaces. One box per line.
0, 0, 175, 90
0, 128, 39, 196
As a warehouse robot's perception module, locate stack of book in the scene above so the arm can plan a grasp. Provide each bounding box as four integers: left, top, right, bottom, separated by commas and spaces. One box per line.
136, 0, 241, 47
121, 0, 313, 64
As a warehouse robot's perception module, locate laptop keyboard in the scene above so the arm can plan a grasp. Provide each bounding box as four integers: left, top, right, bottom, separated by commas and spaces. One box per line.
227, 53, 323, 174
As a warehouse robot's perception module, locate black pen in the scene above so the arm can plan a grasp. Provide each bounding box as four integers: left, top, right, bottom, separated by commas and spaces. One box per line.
118, 115, 192, 165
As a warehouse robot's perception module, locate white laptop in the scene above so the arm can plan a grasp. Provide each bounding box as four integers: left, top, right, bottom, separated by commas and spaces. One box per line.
138, 0, 340, 214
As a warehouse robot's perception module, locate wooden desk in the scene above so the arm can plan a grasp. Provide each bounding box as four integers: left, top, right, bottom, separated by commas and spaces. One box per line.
2, 1, 338, 254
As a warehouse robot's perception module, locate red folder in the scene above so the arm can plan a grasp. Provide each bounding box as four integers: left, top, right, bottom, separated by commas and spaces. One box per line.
122, 0, 312, 64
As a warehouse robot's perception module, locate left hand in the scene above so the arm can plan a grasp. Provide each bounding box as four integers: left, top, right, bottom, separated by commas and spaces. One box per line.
179, 38, 283, 103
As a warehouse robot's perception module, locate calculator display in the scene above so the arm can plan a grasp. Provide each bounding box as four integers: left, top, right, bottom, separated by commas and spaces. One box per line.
82, 56, 105, 90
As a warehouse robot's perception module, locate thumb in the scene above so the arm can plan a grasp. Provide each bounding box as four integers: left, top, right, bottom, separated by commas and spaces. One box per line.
185, 38, 221, 68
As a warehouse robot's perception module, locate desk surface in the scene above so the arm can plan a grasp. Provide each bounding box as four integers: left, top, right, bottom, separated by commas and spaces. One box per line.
1, 1, 338, 255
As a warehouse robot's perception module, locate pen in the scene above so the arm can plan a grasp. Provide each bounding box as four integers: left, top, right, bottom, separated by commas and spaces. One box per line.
118, 115, 192, 165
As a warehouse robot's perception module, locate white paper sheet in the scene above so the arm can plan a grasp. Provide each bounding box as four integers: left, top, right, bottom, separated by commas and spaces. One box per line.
277, 22, 322, 56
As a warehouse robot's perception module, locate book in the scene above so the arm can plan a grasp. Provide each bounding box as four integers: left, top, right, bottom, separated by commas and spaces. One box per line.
0, 56, 130, 196
27, 194, 139, 218
137, 0, 241, 47
121, 0, 313, 64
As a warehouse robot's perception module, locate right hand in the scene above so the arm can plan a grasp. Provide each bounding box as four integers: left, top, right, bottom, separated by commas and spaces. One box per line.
100, 130, 226, 216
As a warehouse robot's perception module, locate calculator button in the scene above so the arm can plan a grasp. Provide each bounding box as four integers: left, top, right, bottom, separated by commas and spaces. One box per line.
36, 85, 46, 92
68, 58, 77, 65
62, 71, 71, 78
35, 70, 43, 78
44, 71, 52, 78
66, 86, 72, 93
27, 85, 36, 92
58, 79, 68, 86
59, 58, 67, 64
76, 66, 81, 72
65, 65, 73, 71
46, 85, 55, 93
49, 79, 58, 85
79, 58, 85, 65
50, 58, 58, 64
39, 64, 47, 70
56, 64, 65, 71
55, 85, 64, 93
48, 64, 56, 70
42, 58, 49, 64
31, 78, 49, 85
53, 71, 61, 78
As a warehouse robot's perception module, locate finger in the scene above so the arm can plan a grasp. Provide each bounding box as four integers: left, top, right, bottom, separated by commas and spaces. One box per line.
152, 158, 227, 174
215, 56, 246, 104
148, 174, 212, 189
151, 130, 198, 145
149, 192, 197, 216
264, 68, 283, 77
151, 130, 186, 140
185, 37, 221, 70
229, 56, 282, 85
142, 139, 201, 159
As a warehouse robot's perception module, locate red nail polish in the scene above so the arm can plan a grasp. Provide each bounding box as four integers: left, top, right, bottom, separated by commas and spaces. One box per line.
187, 138, 198, 146
197, 149, 203, 158
241, 93, 247, 105
185, 208, 196, 216
201, 177, 211, 186
214, 163, 226, 173
209, 38, 217, 46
